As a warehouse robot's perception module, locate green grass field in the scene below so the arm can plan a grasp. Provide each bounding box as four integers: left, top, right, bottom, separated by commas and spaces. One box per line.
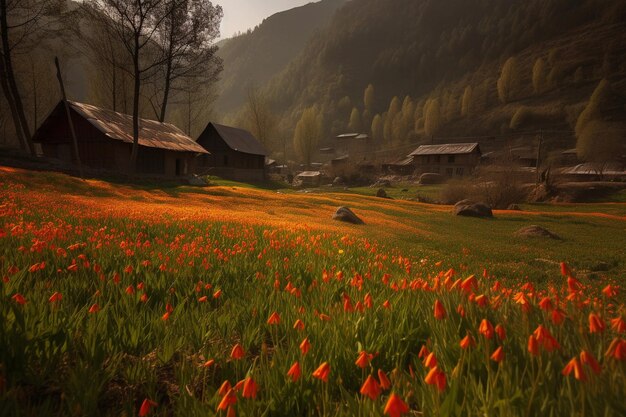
1, 167, 625, 417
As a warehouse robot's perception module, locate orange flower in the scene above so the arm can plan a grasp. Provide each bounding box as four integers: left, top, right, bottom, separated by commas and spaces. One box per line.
355, 351, 374, 368
125, 285, 135, 295
138, 398, 157, 416
299, 337, 311, 355
580, 351, 601, 375
377, 369, 391, 390
567, 276, 581, 293
359, 375, 381, 400
490, 346, 505, 363
286, 361, 301, 382
433, 299, 446, 320
293, 319, 305, 331
213, 289, 222, 298
242, 377, 258, 399
140, 293, 148, 303
610, 317, 626, 333
460, 275, 477, 292
11, 293, 27, 305
48, 292, 62, 303
560, 262, 570, 277
495, 324, 506, 341
88, 303, 100, 313
527, 335, 540, 356
230, 344, 245, 360
602, 285, 618, 298
479, 319, 494, 339
312, 362, 330, 382
267, 312, 281, 325
418, 344, 430, 359
383, 393, 409, 417
218, 380, 232, 396
161, 311, 170, 321
364, 292, 373, 309
533, 325, 560, 352
382, 300, 391, 309
562, 357, 586, 381
605, 338, 626, 361
202, 359, 215, 368
198, 295, 208, 303
460, 334, 476, 350
538, 297, 553, 311
423, 352, 437, 369
424, 366, 446, 392
551, 308, 566, 325
588, 313, 605, 334
217, 388, 237, 410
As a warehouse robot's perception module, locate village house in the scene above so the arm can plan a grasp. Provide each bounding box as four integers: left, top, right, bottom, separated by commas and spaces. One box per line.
32, 100, 208, 177
195, 122, 268, 182
409, 142, 481, 177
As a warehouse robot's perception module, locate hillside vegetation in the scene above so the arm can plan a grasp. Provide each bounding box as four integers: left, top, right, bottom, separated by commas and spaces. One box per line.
238, 0, 626, 155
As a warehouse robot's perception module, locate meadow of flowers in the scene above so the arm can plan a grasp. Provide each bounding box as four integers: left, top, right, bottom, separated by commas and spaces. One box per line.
1, 168, 625, 416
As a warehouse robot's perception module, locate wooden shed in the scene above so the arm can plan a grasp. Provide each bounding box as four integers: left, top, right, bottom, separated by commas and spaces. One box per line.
196, 122, 268, 182
409, 143, 481, 177
32, 100, 207, 177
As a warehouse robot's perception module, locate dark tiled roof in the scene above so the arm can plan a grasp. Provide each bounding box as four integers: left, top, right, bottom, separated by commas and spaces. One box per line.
210, 123, 268, 156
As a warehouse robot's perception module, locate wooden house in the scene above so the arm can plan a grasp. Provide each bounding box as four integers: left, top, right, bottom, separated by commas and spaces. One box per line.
409, 143, 481, 177
196, 123, 268, 182
33, 100, 207, 177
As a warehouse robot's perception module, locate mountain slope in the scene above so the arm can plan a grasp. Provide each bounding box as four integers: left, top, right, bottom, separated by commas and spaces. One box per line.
215, 0, 347, 114
259, 0, 626, 152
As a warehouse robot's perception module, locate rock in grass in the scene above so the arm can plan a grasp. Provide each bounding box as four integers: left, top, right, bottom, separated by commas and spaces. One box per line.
515, 225, 561, 240
376, 188, 390, 198
333, 207, 365, 224
454, 199, 493, 218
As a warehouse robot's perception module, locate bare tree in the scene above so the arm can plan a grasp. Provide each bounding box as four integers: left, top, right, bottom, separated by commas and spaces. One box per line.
293, 106, 322, 167
83, 0, 172, 172
241, 85, 276, 148
151, 0, 222, 122
0, 0, 52, 154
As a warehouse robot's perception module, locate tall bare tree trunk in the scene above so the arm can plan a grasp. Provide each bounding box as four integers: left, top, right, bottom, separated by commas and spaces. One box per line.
0, 58, 27, 151
129, 33, 141, 173
0, 0, 34, 154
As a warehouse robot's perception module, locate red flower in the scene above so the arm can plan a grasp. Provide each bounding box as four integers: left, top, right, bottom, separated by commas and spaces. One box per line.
355, 351, 374, 368
293, 319, 305, 331
383, 393, 409, 417
460, 334, 476, 350
602, 285, 618, 298
11, 293, 27, 305
424, 366, 446, 392
198, 295, 208, 303
588, 313, 605, 334
267, 312, 281, 325
490, 346, 505, 363
312, 362, 330, 382
605, 338, 626, 361
610, 317, 626, 333
423, 352, 437, 369
560, 262, 570, 277
88, 303, 100, 313
377, 369, 391, 390
138, 398, 157, 416
202, 359, 215, 368
382, 300, 391, 309
218, 380, 232, 396
433, 299, 446, 320
213, 289, 222, 299
479, 319, 494, 339
495, 324, 506, 341
538, 297, 553, 311
287, 361, 301, 382
230, 344, 245, 360
299, 338, 311, 355
161, 311, 170, 321
580, 351, 601, 375
217, 389, 237, 410
48, 292, 63, 303
527, 335, 540, 356
242, 377, 258, 399
360, 375, 381, 400
562, 357, 586, 381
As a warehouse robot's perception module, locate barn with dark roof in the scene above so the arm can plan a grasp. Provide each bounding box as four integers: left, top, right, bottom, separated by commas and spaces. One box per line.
33, 100, 208, 177
196, 122, 268, 182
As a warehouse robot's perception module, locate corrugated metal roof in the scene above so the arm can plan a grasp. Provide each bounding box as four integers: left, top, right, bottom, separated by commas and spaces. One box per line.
409, 142, 480, 156
389, 156, 414, 166
69, 101, 208, 154
210, 123, 268, 156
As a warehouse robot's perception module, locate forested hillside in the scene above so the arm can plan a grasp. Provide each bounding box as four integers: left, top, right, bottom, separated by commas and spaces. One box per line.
216, 0, 346, 113
245, 0, 626, 157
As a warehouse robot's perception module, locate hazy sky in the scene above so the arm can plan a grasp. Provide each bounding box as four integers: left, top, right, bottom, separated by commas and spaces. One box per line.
217, 0, 314, 39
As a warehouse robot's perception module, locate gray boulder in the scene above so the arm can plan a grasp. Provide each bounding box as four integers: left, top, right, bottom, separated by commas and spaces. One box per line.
515, 225, 560, 240
332, 207, 365, 224
376, 188, 389, 198
454, 199, 493, 218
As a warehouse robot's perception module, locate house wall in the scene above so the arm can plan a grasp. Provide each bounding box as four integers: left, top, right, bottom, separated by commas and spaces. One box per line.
413, 151, 481, 176
35, 105, 198, 177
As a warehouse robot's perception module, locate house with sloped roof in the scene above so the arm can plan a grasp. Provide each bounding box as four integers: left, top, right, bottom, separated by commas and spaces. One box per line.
409, 143, 481, 177
33, 100, 208, 177
195, 122, 268, 182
